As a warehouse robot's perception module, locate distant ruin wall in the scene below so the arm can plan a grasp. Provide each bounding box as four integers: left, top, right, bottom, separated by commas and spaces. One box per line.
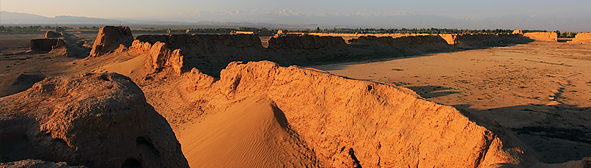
89, 26, 134, 57
524, 32, 557, 42
348, 35, 452, 52
437, 34, 530, 48
44, 31, 62, 38
29, 39, 65, 51
267, 34, 347, 49
132, 34, 266, 76
569, 32, 591, 44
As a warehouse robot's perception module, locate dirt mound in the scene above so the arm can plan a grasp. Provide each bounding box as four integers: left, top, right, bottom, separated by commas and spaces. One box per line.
29, 39, 65, 51
45, 31, 62, 38
524, 32, 558, 42
569, 32, 591, 44
149, 61, 590, 167
267, 34, 346, 49
0, 73, 188, 167
89, 26, 133, 57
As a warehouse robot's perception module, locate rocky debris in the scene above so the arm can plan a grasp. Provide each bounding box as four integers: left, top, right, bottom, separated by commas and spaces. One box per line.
45, 31, 62, 38
0, 73, 188, 168
89, 26, 134, 57
267, 34, 346, 49
176, 61, 573, 167
0, 159, 85, 168
569, 32, 591, 44
524, 32, 558, 42
29, 39, 66, 51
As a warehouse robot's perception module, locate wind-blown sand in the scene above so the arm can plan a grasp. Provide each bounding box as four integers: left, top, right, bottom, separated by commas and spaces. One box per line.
311, 41, 591, 163
179, 96, 318, 167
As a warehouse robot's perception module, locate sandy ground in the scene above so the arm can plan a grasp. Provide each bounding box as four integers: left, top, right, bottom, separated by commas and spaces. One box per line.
311, 41, 591, 163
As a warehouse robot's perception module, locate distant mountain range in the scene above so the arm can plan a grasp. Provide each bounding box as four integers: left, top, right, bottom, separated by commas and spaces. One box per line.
1, 11, 590, 32
1, 11, 120, 24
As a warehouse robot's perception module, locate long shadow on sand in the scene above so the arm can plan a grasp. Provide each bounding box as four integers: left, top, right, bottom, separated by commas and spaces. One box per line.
452, 103, 591, 164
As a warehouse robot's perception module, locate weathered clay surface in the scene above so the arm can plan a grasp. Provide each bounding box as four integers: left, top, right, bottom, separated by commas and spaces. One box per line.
0, 73, 188, 168
89, 26, 133, 57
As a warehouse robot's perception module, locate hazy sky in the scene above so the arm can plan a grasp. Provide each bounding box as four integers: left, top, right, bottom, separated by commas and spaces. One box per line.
2, 0, 590, 19
2, 0, 591, 31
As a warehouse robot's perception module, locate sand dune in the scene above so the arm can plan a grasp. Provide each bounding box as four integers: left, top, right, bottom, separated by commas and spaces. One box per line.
180, 96, 318, 167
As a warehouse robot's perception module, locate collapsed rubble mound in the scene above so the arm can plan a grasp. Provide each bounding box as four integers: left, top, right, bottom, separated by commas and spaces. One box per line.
267, 34, 347, 49
0, 73, 188, 168
176, 61, 586, 167
29, 38, 66, 51
89, 26, 134, 57
569, 32, 591, 44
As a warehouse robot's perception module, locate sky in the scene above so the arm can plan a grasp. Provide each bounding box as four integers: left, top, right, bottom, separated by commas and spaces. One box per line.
1, 0, 591, 31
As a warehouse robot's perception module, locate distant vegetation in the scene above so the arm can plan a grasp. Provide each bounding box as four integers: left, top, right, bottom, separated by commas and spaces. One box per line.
0, 25, 580, 37
295, 27, 516, 34
0, 25, 74, 33
140, 27, 271, 32
554, 30, 577, 38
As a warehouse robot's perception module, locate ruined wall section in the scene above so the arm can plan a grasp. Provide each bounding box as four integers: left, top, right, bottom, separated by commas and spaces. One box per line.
524, 32, 558, 42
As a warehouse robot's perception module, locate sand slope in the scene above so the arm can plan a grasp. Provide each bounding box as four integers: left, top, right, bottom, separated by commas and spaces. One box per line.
180, 96, 318, 167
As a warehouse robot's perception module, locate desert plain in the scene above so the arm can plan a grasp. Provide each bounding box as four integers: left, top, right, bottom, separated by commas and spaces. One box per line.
1, 26, 590, 167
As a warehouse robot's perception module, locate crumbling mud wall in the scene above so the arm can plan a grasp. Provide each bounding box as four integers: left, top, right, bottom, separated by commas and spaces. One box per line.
129, 40, 185, 74
569, 32, 591, 44
29, 39, 65, 51
267, 34, 347, 49
0, 73, 188, 168
44, 31, 62, 38
178, 61, 587, 167
349, 35, 452, 51
438, 34, 531, 48
89, 26, 134, 57
132, 34, 266, 76
524, 32, 558, 42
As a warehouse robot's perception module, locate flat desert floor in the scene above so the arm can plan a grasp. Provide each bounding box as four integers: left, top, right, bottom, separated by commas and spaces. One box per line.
311, 41, 591, 163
